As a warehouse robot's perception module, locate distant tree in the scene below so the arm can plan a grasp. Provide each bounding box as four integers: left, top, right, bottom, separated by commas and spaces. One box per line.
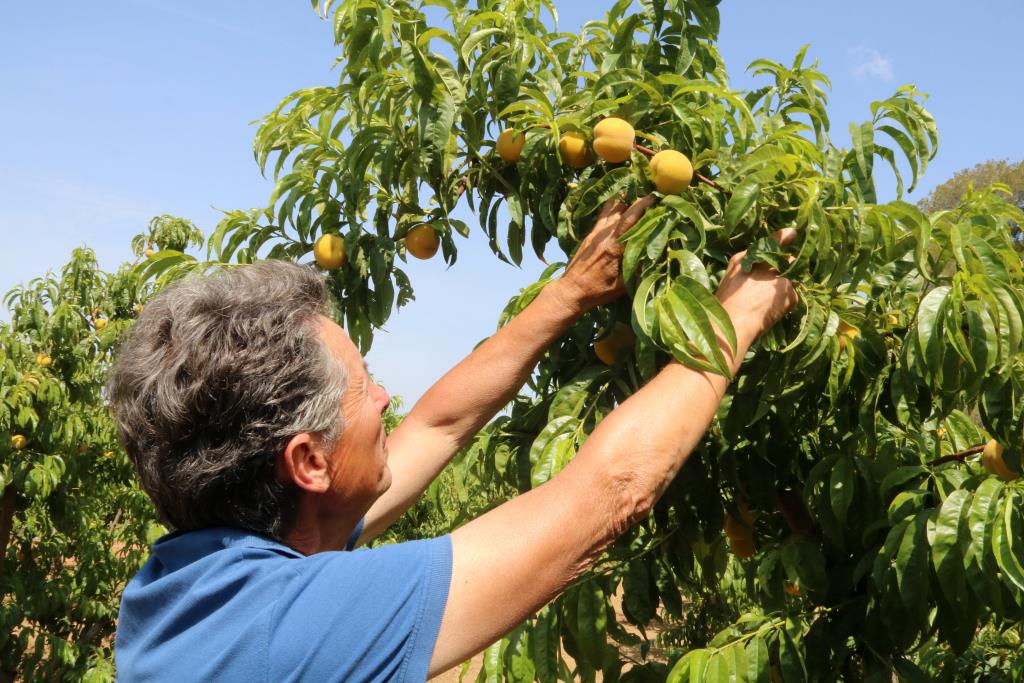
918, 159, 1024, 213
919, 159, 1023, 249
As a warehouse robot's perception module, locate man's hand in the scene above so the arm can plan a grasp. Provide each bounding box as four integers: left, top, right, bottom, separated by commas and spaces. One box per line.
559, 195, 658, 311
715, 228, 799, 348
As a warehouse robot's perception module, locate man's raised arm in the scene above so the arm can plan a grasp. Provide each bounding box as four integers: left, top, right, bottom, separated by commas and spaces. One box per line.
360, 197, 656, 542
429, 233, 798, 675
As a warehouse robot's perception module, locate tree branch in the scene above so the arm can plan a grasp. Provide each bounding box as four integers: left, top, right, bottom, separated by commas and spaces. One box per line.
0, 486, 17, 580
929, 444, 986, 467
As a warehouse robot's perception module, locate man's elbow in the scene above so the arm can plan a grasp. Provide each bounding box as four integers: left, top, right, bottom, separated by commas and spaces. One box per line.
590, 442, 686, 540
602, 467, 660, 539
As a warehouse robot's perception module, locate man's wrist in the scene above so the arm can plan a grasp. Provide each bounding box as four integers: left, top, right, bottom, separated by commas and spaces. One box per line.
544, 277, 591, 320
721, 301, 763, 352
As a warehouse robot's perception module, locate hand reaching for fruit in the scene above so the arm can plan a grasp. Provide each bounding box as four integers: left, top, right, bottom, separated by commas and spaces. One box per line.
560, 195, 657, 310
715, 229, 799, 345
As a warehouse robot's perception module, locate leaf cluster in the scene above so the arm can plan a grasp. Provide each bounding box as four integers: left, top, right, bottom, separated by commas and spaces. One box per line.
0, 248, 160, 680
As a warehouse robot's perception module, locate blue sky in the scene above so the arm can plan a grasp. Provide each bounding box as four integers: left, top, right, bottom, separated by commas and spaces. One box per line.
3, 1, 1022, 405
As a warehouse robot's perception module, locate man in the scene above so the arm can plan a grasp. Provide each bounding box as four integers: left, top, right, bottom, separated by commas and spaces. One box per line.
108, 197, 796, 681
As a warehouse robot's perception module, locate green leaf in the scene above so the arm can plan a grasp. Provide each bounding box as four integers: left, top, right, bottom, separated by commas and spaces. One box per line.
575, 168, 633, 219
781, 541, 828, 599
877, 124, 920, 191
631, 272, 661, 341
723, 180, 761, 232
622, 560, 655, 625
481, 639, 504, 683
401, 41, 435, 101
916, 285, 950, 378
528, 416, 579, 488
506, 625, 535, 683
992, 490, 1024, 594
656, 276, 736, 377
531, 607, 559, 683
964, 478, 1003, 603
931, 489, 970, 608
548, 367, 608, 422
778, 626, 806, 683
460, 27, 502, 62
849, 120, 875, 185
719, 642, 748, 683
576, 581, 609, 664
745, 636, 769, 683
829, 456, 855, 525
895, 512, 930, 622
666, 649, 709, 683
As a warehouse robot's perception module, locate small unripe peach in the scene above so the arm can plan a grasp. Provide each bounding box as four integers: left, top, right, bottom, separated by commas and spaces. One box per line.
594, 322, 635, 365
982, 439, 1019, 481
837, 320, 859, 350
496, 129, 526, 163
558, 132, 592, 169
728, 533, 756, 559
314, 234, 346, 270
405, 224, 440, 260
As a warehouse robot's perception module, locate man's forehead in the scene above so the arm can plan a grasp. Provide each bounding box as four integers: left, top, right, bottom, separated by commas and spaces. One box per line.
316, 315, 362, 364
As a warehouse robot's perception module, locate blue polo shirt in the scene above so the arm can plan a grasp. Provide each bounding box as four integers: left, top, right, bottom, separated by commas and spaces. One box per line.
115, 524, 452, 682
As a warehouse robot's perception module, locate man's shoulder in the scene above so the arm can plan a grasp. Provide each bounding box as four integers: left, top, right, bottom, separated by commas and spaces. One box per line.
116, 530, 453, 681
116, 527, 304, 680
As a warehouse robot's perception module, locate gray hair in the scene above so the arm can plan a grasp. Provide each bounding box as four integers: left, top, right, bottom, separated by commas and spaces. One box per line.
106, 260, 348, 539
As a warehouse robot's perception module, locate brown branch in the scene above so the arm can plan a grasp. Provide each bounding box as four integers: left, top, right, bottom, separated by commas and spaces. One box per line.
929, 444, 986, 467
0, 486, 17, 579
633, 143, 727, 193
633, 143, 657, 157
694, 172, 727, 194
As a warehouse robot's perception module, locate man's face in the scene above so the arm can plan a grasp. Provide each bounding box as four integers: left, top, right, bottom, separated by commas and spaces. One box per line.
315, 315, 392, 514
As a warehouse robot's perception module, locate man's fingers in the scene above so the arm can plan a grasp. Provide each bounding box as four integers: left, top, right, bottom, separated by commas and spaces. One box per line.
597, 197, 627, 223
614, 194, 658, 237
770, 227, 798, 247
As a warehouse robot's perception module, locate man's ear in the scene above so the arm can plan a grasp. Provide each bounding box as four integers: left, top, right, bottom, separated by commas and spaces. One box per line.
277, 433, 330, 493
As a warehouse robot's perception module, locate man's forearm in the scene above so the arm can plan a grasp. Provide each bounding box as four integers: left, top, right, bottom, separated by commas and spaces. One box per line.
402, 278, 586, 445
571, 321, 755, 527
429, 318, 761, 671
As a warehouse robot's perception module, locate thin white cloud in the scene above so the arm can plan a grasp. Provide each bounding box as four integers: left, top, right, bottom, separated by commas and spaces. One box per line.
848, 46, 894, 82
0, 165, 153, 308
136, 0, 306, 48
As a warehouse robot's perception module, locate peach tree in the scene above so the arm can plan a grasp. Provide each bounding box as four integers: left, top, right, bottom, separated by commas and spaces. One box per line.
140, 0, 1024, 680
0, 247, 167, 680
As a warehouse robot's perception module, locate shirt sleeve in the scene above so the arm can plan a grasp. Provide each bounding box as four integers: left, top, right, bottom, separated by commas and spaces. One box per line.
268, 535, 452, 683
